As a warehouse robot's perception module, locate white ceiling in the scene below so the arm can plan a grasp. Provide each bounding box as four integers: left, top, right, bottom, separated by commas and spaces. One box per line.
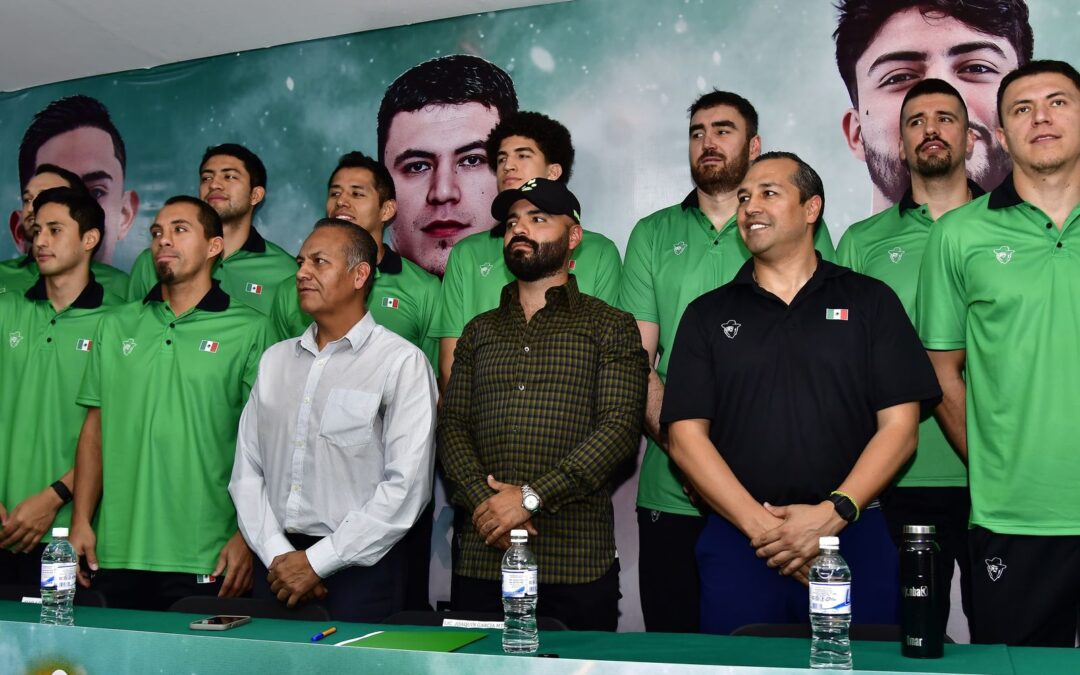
0, 0, 565, 92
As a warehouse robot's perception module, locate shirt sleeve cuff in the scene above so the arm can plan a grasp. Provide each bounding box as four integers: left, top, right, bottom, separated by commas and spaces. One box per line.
530, 470, 575, 513
260, 533, 295, 569
305, 536, 344, 579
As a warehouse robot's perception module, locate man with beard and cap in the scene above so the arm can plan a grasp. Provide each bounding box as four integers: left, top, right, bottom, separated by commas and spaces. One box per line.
438, 178, 647, 631
838, 78, 980, 631
619, 90, 835, 632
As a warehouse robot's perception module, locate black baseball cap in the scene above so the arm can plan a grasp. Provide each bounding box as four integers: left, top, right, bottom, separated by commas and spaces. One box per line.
491, 177, 581, 224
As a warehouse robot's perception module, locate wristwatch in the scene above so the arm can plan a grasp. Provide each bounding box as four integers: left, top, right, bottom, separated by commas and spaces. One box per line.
521, 485, 543, 514
827, 492, 859, 523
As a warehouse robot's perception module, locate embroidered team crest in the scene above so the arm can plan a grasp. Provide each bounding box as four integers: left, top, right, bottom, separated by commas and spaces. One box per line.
122, 338, 137, 356
75, 339, 93, 352
245, 283, 263, 295
888, 247, 905, 263
8, 331, 23, 348
994, 246, 1015, 264
673, 241, 687, 256
382, 297, 399, 309
199, 340, 220, 353
479, 262, 493, 277
985, 557, 1007, 582
721, 319, 741, 339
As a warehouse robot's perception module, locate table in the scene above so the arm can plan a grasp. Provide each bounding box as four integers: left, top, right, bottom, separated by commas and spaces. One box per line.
1, 601, 1075, 674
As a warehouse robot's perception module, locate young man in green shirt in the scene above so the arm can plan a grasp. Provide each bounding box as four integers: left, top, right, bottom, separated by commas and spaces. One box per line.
0, 187, 123, 585
1, 164, 129, 298
127, 144, 296, 314
918, 60, 1080, 647
70, 196, 265, 610
266, 152, 440, 365
431, 111, 622, 390
620, 91, 835, 632
838, 78, 979, 629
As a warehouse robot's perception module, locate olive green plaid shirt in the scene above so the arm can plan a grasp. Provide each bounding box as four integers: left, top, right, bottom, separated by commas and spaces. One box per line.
438, 276, 648, 584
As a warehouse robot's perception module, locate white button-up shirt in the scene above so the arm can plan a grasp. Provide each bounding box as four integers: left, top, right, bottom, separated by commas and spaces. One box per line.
229, 312, 436, 578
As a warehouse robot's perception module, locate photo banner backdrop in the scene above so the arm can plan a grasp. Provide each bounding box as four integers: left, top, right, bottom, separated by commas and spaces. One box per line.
1, 0, 1076, 631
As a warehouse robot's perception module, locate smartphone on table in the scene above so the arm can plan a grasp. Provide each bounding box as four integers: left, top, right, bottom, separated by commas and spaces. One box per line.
189, 615, 252, 631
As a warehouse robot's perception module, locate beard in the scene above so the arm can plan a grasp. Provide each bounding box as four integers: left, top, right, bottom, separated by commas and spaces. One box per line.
912, 138, 956, 179
504, 232, 569, 282
691, 142, 750, 196
154, 260, 176, 283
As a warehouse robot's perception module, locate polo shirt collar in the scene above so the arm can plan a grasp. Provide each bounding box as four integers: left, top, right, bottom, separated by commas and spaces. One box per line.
24, 272, 105, 309
732, 252, 846, 298
499, 275, 582, 313
988, 173, 1024, 210
143, 279, 231, 312
239, 226, 267, 253
898, 179, 988, 215
680, 190, 700, 211
379, 245, 403, 275
297, 310, 375, 356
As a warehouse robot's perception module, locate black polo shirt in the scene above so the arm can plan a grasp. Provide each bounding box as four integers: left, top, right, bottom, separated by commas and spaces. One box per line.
660, 256, 941, 506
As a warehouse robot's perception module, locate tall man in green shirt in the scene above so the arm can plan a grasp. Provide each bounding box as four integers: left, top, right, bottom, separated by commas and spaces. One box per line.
127, 144, 296, 314
0, 187, 123, 585
70, 196, 265, 610
431, 111, 622, 390
918, 60, 1080, 647
619, 90, 835, 632
838, 78, 979, 629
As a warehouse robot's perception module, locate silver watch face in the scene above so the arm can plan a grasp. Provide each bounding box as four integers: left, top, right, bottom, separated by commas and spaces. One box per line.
524, 494, 540, 511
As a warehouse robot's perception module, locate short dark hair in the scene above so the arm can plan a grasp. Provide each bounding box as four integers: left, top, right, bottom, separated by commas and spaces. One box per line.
18, 95, 128, 191
834, 0, 1034, 106
377, 55, 519, 163
900, 78, 969, 123
688, 90, 759, 139
162, 195, 224, 240
200, 143, 267, 190
32, 187, 106, 256
753, 151, 826, 231
997, 60, 1080, 123
329, 151, 396, 203
484, 111, 575, 182
312, 218, 378, 298
32, 163, 88, 193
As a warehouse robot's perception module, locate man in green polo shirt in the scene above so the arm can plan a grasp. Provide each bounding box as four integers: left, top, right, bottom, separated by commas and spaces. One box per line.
619, 90, 835, 632
127, 144, 296, 314
1, 164, 129, 299
838, 78, 979, 629
918, 60, 1080, 647
0, 187, 123, 585
69, 195, 264, 610
430, 111, 622, 390
266, 151, 440, 365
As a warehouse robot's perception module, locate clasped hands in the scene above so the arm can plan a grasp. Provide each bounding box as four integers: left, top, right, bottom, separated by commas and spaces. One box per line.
749, 501, 846, 586
472, 475, 537, 550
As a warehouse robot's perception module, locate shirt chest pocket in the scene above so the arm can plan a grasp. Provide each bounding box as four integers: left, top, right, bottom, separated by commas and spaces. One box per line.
319, 388, 380, 447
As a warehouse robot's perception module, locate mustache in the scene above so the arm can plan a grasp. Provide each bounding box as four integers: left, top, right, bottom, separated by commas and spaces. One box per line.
506, 235, 539, 253
697, 149, 728, 163
917, 135, 952, 152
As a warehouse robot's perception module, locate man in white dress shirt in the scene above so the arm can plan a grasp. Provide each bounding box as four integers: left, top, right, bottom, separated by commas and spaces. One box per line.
229, 218, 437, 621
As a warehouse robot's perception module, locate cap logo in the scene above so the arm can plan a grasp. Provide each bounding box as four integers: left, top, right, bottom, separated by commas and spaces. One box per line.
520, 178, 538, 192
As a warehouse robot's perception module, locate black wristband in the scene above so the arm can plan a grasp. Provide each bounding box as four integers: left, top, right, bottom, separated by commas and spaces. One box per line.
50, 481, 73, 505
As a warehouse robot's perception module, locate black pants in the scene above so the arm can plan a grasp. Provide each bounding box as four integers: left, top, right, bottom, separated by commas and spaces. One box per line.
0, 544, 47, 586
251, 532, 406, 623
968, 526, 1080, 647
451, 561, 621, 631
401, 502, 434, 611
93, 568, 224, 611
881, 486, 972, 631
637, 508, 705, 632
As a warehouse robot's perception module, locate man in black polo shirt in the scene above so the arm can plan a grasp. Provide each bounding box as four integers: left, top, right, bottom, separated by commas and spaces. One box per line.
662, 152, 940, 635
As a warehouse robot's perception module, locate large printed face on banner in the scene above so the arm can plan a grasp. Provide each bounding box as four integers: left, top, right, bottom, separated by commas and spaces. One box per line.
838, 4, 1026, 210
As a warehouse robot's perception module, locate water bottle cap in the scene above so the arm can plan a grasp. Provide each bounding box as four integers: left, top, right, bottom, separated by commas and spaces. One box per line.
52, 527, 69, 538
510, 529, 528, 541
903, 524, 936, 536
819, 536, 840, 548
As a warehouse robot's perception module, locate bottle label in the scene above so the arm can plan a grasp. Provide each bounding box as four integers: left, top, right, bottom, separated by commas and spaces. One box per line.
40, 562, 76, 591
810, 581, 851, 615
501, 568, 538, 598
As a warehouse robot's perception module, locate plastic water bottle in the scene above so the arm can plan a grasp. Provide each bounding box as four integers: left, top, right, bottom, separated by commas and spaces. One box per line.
809, 536, 852, 670
40, 527, 77, 626
501, 529, 538, 654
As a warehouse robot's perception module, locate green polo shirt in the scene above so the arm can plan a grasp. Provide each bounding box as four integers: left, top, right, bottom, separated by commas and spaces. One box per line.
127, 227, 296, 315
918, 176, 1080, 535
429, 225, 622, 340
838, 185, 983, 489
0, 275, 123, 541
76, 281, 265, 572
0, 254, 129, 299
620, 191, 836, 515
266, 246, 441, 366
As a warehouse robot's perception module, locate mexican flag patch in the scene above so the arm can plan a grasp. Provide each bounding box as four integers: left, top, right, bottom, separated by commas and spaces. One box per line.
75, 339, 93, 352
825, 308, 849, 321
382, 297, 399, 309
245, 283, 263, 295
199, 340, 219, 353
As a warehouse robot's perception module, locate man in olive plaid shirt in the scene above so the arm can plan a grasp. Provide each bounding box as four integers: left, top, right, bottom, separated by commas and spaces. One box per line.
438, 178, 647, 630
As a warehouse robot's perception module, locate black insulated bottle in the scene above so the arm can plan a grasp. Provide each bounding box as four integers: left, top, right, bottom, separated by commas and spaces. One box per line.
900, 525, 943, 658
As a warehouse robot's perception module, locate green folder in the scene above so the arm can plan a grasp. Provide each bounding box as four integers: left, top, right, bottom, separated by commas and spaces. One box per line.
336, 630, 488, 653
